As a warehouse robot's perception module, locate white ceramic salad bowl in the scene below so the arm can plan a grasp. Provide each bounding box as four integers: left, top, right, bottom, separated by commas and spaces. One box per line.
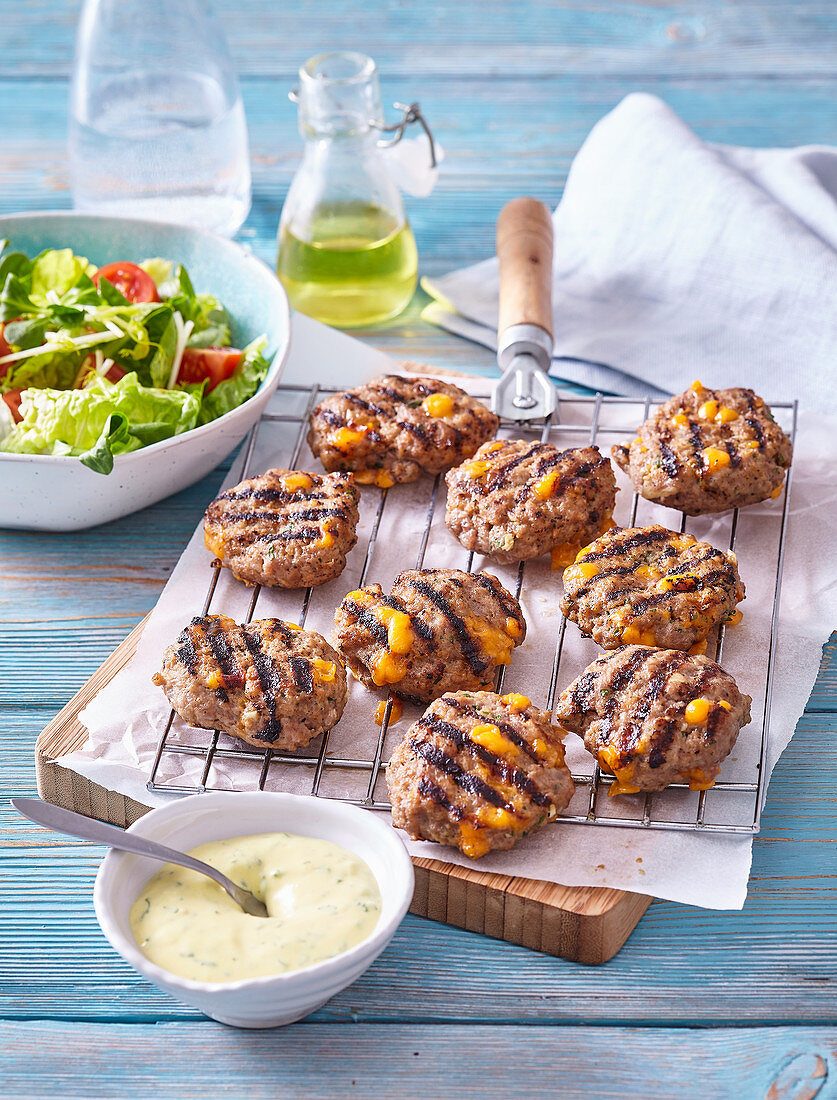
94, 792, 414, 1028
0, 212, 291, 530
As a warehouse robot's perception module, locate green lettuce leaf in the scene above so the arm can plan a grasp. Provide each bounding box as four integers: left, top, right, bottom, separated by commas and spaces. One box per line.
79, 413, 132, 474
197, 337, 270, 425
29, 248, 94, 304
0, 373, 201, 472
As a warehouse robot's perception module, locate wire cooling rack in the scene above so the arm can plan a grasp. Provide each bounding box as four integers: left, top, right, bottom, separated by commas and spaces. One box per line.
147, 383, 797, 836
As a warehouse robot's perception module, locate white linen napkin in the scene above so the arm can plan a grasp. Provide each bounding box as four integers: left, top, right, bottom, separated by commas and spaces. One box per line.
423, 92, 837, 408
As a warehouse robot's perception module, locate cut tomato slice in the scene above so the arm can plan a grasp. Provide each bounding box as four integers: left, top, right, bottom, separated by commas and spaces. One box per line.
104, 362, 127, 383
93, 262, 160, 303
177, 347, 242, 392
2, 389, 24, 423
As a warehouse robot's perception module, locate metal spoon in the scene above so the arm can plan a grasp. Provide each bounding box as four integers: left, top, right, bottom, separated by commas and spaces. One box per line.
11, 797, 269, 918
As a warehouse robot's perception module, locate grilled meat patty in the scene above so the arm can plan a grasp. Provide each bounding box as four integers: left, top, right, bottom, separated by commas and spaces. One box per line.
561, 525, 745, 651
387, 690, 575, 859
152, 614, 347, 750
204, 469, 360, 589
555, 645, 751, 794
444, 439, 617, 565
333, 568, 526, 703
307, 374, 498, 487
612, 381, 792, 515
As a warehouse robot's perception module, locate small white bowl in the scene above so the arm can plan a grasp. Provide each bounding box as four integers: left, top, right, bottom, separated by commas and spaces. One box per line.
93, 792, 414, 1028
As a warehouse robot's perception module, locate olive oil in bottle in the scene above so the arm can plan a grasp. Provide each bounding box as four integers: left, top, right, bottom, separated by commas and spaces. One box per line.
277, 52, 429, 329
277, 201, 418, 327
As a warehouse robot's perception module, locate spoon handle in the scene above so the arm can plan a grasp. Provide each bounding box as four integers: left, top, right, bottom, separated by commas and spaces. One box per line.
11, 797, 267, 917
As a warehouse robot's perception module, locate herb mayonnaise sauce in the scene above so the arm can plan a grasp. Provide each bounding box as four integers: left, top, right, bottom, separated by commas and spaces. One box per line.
129, 832, 381, 982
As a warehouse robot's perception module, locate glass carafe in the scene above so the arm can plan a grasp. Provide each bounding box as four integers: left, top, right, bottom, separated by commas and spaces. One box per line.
69, 0, 251, 237
277, 53, 419, 328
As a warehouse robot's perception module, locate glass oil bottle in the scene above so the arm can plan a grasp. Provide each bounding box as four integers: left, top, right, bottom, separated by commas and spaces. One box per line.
277, 52, 433, 328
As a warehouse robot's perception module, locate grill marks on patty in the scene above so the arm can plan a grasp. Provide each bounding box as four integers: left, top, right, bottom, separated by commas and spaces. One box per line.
406, 577, 488, 675
156, 615, 348, 751
556, 645, 752, 793
562, 525, 745, 651
580, 527, 672, 563
204, 468, 360, 589
241, 627, 286, 742
307, 374, 499, 485
612, 384, 792, 515
416, 713, 551, 809
445, 439, 617, 564
174, 616, 295, 739
386, 691, 575, 858
333, 569, 526, 703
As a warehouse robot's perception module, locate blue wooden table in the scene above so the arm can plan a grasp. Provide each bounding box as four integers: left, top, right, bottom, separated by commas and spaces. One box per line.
1, 3, 835, 1096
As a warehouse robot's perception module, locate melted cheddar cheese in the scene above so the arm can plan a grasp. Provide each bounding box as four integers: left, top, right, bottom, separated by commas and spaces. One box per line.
684, 698, 711, 723
204, 529, 225, 559
283, 472, 313, 492
469, 723, 517, 758
354, 469, 395, 488
374, 698, 403, 726
377, 607, 414, 654
565, 561, 600, 583
598, 746, 641, 796
332, 425, 370, 451
620, 624, 656, 646
500, 693, 530, 712
316, 524, 336, 549
703, 447, 731, 473
633, 564, 660, 581
477, 805, 519, 829
687, 768, 717, 791
534, 469, 561, 500
312, 659, 336, 683
550, 544, 578, 570
505, 617, 522, 638
371, 652, 407, 686
458, 822, 491, 859
464, 458, 491, 479
421, 393, 454, 417
467, 617, 516, 665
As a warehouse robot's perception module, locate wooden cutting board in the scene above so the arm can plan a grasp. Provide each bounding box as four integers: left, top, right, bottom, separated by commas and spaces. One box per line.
36, 626, 652, 968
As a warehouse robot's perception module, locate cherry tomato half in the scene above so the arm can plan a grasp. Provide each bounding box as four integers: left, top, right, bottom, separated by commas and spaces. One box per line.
2, 389, 24, 423
93, 261, 160, 304
177, 347, 242, 392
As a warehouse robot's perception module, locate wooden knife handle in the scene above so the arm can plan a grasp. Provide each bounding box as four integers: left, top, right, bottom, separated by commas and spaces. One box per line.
496, 197, 554, 339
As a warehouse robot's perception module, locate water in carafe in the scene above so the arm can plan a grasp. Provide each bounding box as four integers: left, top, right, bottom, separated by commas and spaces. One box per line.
69, 0, 251, 237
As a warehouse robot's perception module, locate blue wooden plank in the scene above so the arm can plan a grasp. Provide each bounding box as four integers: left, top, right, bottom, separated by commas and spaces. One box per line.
1, 76, 836, 285
2, 1, 837, 79
0, 1020, 834, 1099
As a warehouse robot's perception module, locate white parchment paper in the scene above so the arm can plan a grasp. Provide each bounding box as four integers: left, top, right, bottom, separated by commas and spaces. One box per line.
63, 315, 837, 909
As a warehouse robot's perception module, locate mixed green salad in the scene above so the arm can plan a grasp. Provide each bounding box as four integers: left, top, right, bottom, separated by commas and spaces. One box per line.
0, 243, 270, 473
